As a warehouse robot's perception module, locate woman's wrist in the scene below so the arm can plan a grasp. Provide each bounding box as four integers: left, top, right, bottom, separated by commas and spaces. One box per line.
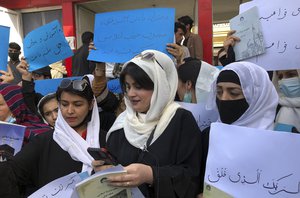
145, 165, 154, 185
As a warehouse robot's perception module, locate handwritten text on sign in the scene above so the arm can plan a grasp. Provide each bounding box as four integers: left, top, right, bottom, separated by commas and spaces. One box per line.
177, 102, 218, 131
205, 123, 300, 197
24, 20, 73, 71
28, 172, 84, 198
240, 0, 300, 70
88, 8, 175, 63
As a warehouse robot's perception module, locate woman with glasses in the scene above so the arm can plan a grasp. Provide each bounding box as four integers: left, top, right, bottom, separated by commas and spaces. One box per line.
0, 76, 115, 197
93, 50, 202, 197
16, 58, 118, 130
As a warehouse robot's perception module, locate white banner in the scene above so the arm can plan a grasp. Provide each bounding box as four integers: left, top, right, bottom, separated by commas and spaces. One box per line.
177, 102, 219, 131
240, 0, 300, 71
204, 123, 300, 197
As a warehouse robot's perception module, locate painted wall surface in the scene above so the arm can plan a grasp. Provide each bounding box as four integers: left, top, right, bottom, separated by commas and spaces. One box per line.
0, 0, 90, 9
198, 0, 213, 64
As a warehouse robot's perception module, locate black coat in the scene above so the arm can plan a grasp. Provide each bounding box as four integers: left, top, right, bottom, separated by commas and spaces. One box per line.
107, 109, 203, 198
0, 113, 114, 198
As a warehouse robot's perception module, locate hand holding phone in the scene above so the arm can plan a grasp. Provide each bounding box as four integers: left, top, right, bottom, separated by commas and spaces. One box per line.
87, 147, 117, 165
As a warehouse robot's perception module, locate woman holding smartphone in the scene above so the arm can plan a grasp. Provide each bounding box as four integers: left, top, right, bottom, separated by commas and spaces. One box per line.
0, 76, 115, 197
94, 50, 202, 197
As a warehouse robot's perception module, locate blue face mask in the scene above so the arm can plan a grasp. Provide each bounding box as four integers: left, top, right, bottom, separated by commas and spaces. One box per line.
278, 77, 300, 98
183, 91, 192, 103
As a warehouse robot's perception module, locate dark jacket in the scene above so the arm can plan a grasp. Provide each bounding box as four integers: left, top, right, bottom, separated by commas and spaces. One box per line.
107, 109, 202, 197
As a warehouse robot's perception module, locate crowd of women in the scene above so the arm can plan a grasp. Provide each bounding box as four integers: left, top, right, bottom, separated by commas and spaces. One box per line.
0, 25, 299, 198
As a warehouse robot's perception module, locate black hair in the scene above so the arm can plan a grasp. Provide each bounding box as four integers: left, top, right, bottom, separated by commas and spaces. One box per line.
9, 42, 21, 51
120, 63, 154, 93
81, 31, 94, 44
38, 93, 57, 117
32, 66, 52, 79
177, 59, 202, 88
56, 77, 95, 126
178, 15, 194, 28
174, 22, 187, 34
56, 77, 94, 104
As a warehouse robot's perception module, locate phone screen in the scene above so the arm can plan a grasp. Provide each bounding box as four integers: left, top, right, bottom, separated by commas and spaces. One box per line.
87, 147, 117, 165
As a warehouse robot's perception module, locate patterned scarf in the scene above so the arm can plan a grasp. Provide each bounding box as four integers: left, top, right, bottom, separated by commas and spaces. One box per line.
0, 83, 51, 142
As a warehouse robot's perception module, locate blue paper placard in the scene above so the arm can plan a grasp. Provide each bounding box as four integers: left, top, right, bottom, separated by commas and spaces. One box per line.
24, 20, 73, 72
34, 77, 80, 96
88, 8, 175, 63
107, 78, 122, 94
0, 25, 10, 71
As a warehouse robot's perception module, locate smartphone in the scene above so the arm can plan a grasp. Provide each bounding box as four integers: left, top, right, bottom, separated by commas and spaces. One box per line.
87, 147, 117, 165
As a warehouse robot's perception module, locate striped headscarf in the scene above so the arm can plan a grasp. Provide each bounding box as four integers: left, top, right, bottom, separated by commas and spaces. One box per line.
0, 83, 51, 142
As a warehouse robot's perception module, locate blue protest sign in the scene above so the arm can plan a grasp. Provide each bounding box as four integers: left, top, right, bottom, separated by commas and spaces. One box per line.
88, 8, 175, 63
24, 20, 73, 72
107, 78, 122, 94
0, 25, 10, 71
34, 77, 80, 96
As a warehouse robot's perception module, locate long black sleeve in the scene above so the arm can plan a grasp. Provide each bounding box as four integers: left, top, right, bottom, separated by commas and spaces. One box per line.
0, 131, 82, 198
21, 79, 43, 115
219, 45, 236, 66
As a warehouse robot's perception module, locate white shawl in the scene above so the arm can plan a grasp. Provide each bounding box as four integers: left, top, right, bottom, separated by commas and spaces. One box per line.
195, 61, 220, 103
53, 75, 100, 174
207, 62, 278, 130
107, 50, 180, 149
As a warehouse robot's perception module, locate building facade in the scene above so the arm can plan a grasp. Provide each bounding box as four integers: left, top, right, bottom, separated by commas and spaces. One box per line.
0, 0, 212, 75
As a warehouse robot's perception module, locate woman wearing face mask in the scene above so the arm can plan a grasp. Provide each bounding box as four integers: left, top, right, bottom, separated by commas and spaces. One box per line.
0, 77, 115, 197
198, 62, 279, 196
177, 58, 219, 103
272, 69, 300, 132
94, 50, 202, 197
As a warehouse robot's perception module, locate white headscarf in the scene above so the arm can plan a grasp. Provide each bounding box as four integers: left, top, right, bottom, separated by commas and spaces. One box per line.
107, 50, 180, 149
207, 62, 278, 130
195, 61, 220, 103
272, 70, 300, 131
49, 60, 67, 79
53, 75, 100, 174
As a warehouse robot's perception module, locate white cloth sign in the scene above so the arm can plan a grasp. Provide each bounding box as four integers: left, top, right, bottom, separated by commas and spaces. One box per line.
29, 172, 85, 198
240, 0, 300, 70
177, 102, 219, 131
204, 123, 300, 197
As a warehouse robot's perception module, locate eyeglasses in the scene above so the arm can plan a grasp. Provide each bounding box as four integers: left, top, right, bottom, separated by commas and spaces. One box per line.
135, 52, 164, 70
59, 79, 88, 91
